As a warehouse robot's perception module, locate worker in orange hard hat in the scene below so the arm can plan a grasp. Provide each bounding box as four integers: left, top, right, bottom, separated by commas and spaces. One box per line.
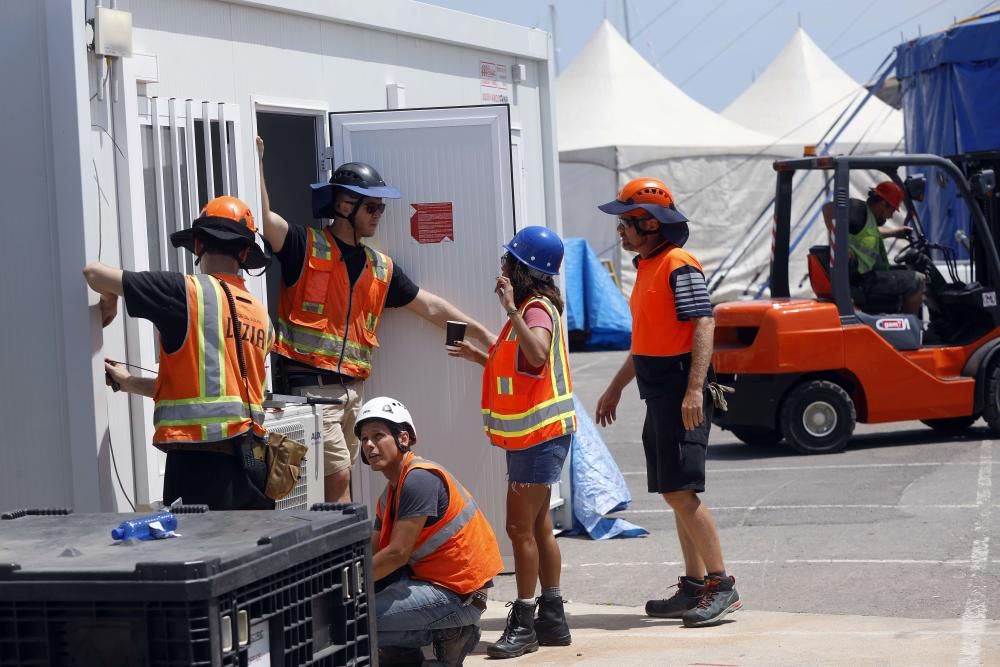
821, 180, 925, 315
84, 195, 277, 510
596, 177, 741, 628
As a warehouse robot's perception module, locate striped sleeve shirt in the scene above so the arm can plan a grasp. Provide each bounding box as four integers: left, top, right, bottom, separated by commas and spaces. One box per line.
669, 265, 713, 320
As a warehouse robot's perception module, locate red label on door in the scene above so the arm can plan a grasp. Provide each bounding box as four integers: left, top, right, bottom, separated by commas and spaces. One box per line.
410, 202, 455, 244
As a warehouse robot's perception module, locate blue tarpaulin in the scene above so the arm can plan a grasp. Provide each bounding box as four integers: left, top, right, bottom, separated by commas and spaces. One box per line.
896, 11, 1000, 248
566, 394, 647, 540
563, 238, 632, 350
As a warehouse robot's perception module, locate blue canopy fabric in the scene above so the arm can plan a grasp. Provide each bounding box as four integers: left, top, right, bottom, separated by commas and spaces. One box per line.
563, 238, 632, 350
896, 11, 1000, 249
565, 394, 648, 540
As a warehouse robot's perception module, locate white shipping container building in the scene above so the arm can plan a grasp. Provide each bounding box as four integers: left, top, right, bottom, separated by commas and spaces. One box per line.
0, 0, 567, 563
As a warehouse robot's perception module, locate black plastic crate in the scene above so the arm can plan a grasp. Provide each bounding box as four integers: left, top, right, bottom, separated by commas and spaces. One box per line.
0, 507, 375, 667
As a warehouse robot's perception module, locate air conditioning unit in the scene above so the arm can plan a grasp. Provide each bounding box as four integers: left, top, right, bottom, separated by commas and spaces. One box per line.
263, 405, 324, 510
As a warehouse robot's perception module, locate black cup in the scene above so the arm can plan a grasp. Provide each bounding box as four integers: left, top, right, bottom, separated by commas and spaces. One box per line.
446, 320, 468, 346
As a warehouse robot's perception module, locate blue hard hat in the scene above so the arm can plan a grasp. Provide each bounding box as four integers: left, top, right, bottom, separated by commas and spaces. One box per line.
504, 226, 564, 276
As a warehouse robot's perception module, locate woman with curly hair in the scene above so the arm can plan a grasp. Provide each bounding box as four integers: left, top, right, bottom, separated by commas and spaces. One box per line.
448, 226, 576, 659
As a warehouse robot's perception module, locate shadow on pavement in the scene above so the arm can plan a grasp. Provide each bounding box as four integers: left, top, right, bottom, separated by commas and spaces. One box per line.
478, 612, 737, 635
707, 426, 990, 461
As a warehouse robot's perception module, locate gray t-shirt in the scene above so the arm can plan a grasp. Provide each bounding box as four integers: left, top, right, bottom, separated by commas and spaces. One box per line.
374, 468, 449, 532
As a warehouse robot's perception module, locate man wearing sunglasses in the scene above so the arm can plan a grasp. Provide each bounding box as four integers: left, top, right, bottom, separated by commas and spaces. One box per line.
256, 137, 492, 504
595, 177, 741, 629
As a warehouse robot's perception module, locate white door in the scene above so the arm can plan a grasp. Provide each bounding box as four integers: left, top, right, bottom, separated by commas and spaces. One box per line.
332, 105, 515, 566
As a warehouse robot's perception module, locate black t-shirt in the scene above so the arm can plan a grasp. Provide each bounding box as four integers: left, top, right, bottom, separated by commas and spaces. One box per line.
275, 225, 419, 308
373, 468, 449, 533
847, 199, 870, 234
122, 271, 189, 354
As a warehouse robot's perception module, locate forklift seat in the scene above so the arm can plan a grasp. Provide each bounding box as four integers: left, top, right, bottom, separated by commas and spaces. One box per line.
808, 245, 904, 315
807, 245, 833, 300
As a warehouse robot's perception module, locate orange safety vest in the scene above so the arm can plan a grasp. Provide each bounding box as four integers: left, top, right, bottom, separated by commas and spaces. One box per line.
631, 246, 704, 357
153, 274, 273, 447
481, 296, 576, 450
275, 227, 393, 378
376, 452, 503, 595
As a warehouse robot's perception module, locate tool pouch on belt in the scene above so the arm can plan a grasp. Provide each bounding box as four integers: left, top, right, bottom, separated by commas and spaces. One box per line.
259, 431, 308, 500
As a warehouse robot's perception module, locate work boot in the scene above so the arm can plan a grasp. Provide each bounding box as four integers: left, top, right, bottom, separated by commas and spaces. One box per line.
425, 624, 480, 666
534, 595, 572, 646
377, 645, 425, 667
486, 601, 539, 658
681, 574, 742, 627
645, 576, 705, 618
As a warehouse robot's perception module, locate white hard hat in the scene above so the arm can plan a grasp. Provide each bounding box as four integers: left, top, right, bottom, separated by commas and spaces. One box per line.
354, 396, 417, 441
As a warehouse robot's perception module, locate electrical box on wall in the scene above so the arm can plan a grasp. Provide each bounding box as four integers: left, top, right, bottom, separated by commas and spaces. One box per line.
94, 7, 133, 57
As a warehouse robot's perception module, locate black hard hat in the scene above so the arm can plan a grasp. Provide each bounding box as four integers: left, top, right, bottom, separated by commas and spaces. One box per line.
310, 162, 400, 219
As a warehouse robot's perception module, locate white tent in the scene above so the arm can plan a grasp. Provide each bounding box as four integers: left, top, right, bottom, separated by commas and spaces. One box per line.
558, 20, 793, 299
723, 28, 904, 152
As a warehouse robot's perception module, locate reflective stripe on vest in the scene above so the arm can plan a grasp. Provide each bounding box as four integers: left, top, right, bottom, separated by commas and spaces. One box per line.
481, 395, 577, 437
410, 493, 479, 563
276, 320, 373, 371
153, 275, 268, 443
481, 297, 576, 449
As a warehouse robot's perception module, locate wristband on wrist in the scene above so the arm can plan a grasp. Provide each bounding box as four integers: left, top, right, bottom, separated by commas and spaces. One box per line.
506, 309, 519, 317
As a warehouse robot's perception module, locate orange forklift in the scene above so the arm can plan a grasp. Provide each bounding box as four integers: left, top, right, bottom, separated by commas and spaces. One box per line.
712, 154, 999, 453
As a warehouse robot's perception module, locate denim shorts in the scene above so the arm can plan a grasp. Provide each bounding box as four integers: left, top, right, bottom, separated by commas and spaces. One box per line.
505, 434, 571, 485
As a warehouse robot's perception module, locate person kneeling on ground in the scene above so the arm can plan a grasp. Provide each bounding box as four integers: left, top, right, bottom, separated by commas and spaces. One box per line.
360, 397, 503, 667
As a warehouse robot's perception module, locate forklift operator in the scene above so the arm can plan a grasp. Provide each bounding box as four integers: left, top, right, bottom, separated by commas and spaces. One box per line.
821, 181, 926, 315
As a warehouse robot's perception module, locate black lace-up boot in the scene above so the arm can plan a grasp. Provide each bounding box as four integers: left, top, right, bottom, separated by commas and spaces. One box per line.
424, 624, 480, 666
486, 601, 539, 658
534, 595, 571, 646
377, 645, 425, 667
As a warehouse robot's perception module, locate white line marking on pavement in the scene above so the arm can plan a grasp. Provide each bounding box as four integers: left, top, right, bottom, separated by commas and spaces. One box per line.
620, 461, 979, 475
566, 559, 974, 569
620, 504, 977, 514
569, 357, 608, 375
959, 440, 993, 667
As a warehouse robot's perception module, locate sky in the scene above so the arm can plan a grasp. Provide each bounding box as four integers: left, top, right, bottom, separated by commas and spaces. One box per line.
418, 0, 994, 112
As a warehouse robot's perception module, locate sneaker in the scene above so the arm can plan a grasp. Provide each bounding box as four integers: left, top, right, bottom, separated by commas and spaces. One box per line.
486, 601, 539, 659
681, 574, 742, 628
645, 576, 704, 618
428, 624, 481, 666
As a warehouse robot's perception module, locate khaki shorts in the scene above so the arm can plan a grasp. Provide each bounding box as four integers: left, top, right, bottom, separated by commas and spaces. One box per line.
293, 382, 364, 476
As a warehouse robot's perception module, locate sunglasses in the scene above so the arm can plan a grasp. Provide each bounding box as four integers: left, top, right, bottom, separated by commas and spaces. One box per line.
345, 200, 387, 215
617, 213, 654, 228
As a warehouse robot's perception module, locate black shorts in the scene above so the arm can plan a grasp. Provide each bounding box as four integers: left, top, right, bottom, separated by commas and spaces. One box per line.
855, 269, 923, 299
641, 377, 713, 494
163, 448, 275, 511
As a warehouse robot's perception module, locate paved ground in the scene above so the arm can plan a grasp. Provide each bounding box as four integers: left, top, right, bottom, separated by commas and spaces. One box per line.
465, 350, 1000, 665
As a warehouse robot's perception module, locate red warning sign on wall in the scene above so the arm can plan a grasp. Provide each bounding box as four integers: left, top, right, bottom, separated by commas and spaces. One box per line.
410, 202, 455, 244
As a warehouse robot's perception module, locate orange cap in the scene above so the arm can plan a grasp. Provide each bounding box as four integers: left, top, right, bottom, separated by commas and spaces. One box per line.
870, 181, 903, 211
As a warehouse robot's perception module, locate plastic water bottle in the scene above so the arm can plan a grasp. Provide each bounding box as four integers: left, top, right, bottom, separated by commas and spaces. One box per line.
111, 511, 178, 541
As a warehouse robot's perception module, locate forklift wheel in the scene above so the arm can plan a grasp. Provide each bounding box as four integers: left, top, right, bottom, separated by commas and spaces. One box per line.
730, 427, 783, 448
779, 380, 856, 454
920, 416, 978, 434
